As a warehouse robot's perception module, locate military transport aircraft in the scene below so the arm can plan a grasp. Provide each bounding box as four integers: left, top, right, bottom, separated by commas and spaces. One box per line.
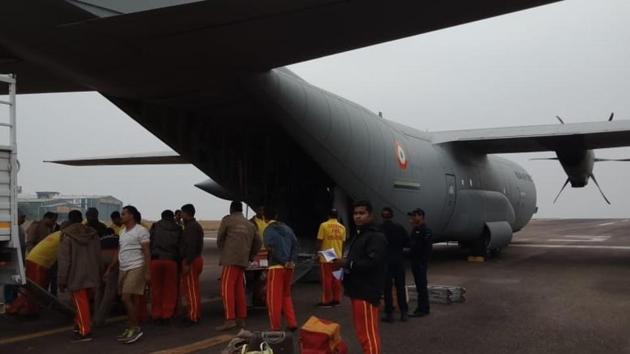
3, 0, 630, 256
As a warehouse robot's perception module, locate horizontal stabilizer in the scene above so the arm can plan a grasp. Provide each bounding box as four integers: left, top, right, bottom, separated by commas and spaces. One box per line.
45, 152, 186, 166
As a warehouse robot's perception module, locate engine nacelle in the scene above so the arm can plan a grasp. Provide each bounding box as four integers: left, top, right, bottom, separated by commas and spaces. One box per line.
556, 149, 594, 187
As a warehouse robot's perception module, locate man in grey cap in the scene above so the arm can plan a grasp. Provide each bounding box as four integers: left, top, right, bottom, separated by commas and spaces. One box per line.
408, 208, 432, 317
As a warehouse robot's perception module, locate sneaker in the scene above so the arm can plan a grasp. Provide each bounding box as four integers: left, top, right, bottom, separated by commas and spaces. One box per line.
215, 320, 238, 331
316, 302, 334, 308
72, 333, 93, 343
236, 319, 246, 329
116, 328, 131, 342
73, 326, 80, 334
123, 327, 143, 344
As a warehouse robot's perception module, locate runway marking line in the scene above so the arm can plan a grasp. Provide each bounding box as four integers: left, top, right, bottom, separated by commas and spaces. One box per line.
150, 334, 233, 354
598, 222, 617, 226
0, 297, 222, 345
512, 244, 630, 250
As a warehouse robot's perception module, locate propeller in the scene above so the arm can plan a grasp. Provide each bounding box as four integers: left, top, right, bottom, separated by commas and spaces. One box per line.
590, 174, 611, 205
529, 157, 558, 161
594, 158, 630, 162
553, 178, 570, 204
555, 112, 614, 124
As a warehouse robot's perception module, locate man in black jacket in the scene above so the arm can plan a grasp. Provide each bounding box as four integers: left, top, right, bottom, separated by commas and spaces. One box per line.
408, 208, 432, 317
149, 210, 182, 324
381, 207, 409, 323
334, 200, 386, 354
180, 204, 204, 325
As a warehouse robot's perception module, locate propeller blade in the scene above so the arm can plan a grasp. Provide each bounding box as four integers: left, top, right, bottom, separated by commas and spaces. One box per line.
555, 115, 565, 124
594, 158, 630, 162
553, 178, 571, 204
530, 157, 559, 161
590, 174, 611, 205
609, 112, 614, 121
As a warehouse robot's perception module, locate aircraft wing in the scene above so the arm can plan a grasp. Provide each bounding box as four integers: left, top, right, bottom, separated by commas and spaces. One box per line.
45, 152, 186, 166
431, 120, 630, 154
0, 0, 562, 94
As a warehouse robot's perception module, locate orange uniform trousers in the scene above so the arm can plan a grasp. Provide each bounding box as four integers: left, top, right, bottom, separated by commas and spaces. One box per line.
72, 289, 92, 336
7, 260, 50, 315
182, 256, 203, 322
266, 267, 297, 330
150, 259, 178, 320
220, 265, 247, 321
320, 262, 342, 304
351, 299, 381, 354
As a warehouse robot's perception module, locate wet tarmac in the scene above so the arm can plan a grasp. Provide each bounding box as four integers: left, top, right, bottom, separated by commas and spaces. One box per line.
2, 218, 630, 353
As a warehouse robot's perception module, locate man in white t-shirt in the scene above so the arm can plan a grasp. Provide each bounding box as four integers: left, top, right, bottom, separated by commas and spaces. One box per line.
105, 205, 150, 344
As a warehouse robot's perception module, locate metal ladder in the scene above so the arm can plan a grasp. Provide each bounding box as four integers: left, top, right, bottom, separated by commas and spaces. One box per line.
0, 73, 24, 288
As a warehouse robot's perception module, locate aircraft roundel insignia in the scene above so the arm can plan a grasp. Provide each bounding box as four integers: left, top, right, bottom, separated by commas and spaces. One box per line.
396, 142, 408, 169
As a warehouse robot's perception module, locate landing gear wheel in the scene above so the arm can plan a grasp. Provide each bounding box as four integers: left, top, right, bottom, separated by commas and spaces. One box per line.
488, 247, 502, 258
471, 235, 490, 258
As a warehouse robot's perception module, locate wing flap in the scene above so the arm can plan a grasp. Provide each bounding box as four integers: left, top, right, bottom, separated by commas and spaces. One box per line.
432, 120, 630, 153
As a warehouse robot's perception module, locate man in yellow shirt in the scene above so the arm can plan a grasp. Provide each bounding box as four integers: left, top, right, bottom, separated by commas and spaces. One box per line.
250, 206, 269, 242
316, 209, 346, 307
7, 230, 62, 315
109, 211, 124, 236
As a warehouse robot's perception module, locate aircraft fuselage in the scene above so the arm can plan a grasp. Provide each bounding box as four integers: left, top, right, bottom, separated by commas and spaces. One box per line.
108, 68, 536, 250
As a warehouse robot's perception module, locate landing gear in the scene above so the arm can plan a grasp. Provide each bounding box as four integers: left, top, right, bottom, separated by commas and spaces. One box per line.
470, 231, 502, 259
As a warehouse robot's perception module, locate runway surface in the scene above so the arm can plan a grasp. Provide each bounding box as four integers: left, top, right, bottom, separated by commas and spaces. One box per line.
2, 218, 630, 353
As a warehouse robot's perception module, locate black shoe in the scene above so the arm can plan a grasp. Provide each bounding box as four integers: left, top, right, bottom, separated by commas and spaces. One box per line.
381, 313, 394, 323
71, 333, 93, 343
408, 311, 429, 318
316, 302, 334, 308
331, 301, 340, 307
400, 312, 409, 322
181, 318, 198, 327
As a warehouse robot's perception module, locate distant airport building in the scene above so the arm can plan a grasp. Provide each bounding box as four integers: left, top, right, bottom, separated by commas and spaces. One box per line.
18, 191, 123, 222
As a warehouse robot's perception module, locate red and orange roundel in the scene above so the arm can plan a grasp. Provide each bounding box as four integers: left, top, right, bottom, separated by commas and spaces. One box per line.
396, 142, 408, 169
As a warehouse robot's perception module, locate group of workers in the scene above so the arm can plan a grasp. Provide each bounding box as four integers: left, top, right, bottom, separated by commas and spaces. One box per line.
5, 204, 205, 345
322, 202, 432, 354
216, 200, 432, 354
4, 198, 431, 353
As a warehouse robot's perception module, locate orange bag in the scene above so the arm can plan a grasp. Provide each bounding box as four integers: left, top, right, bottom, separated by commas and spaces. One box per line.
299, 316, 348, 354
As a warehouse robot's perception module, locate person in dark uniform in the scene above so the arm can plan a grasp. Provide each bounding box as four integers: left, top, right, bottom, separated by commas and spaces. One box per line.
408, 208, 432, 317
380, 207, 409, 323
333, 200, 387, 354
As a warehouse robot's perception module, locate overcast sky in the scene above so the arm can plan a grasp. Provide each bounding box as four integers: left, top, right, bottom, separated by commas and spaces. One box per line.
7, 0, 630, 220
